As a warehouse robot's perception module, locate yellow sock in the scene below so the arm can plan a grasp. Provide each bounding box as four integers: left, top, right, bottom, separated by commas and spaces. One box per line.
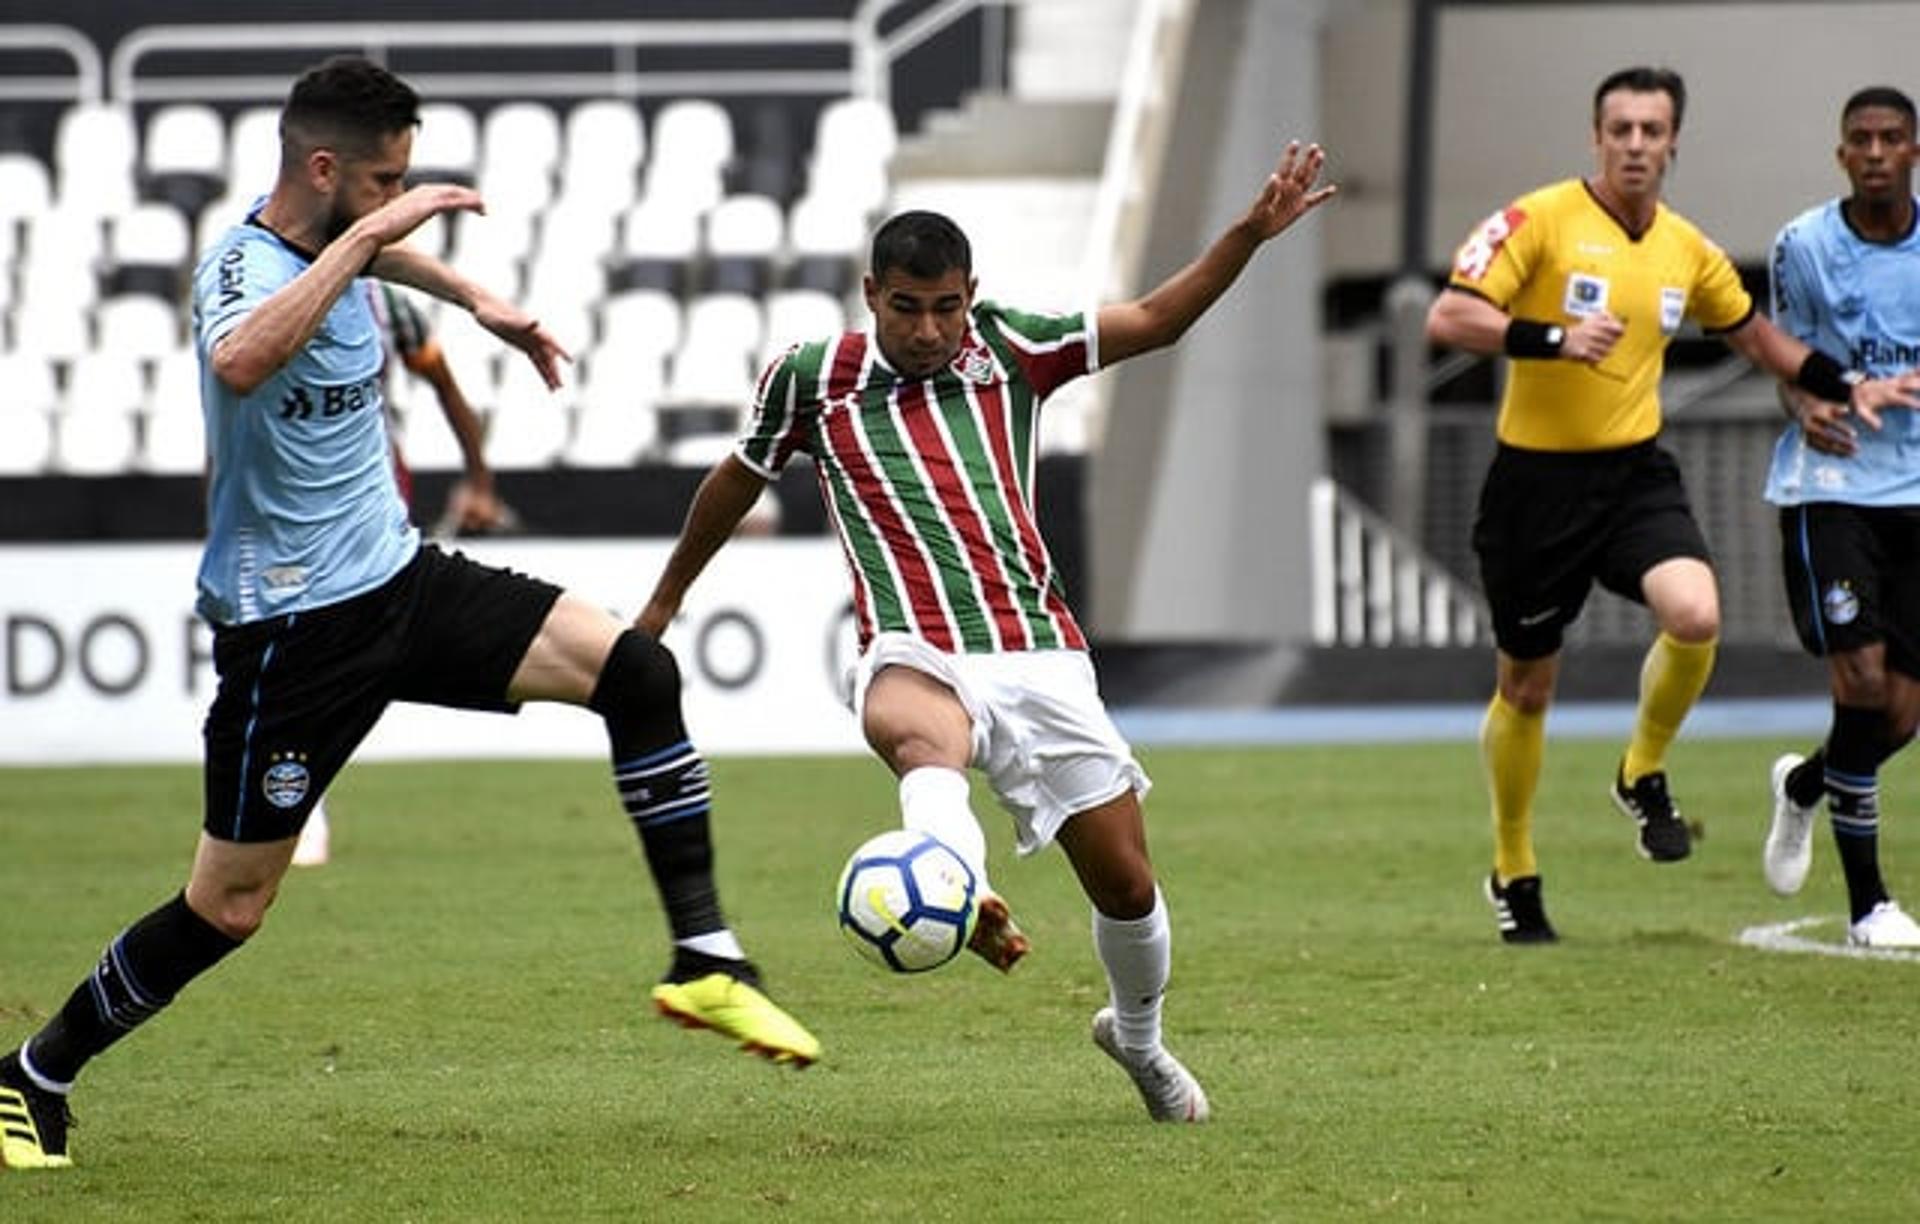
1482, 692, 1545, 882
1622, 632, 1717, 783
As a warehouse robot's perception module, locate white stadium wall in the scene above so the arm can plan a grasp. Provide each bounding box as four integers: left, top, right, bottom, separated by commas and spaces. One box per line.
0, 539, 866, 764
1322, 0, 1920, 275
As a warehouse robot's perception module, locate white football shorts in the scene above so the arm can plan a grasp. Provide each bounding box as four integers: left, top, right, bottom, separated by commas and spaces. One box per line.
850, 632, 1151, 855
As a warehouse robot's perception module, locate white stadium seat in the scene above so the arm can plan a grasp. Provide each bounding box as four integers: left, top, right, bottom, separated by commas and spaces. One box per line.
96, 295, 185, 362
0, 354, 59, 474
53, 352, 146, 474
55, 103, 139, 219
412, 102, 480, 185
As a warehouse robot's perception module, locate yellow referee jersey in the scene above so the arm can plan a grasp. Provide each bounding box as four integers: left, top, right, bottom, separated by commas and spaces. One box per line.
1447, 178, 1754, 451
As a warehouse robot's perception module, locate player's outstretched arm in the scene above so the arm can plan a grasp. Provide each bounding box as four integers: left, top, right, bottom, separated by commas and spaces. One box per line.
374, 243, 569, 390
637, 453, 769, 639
1726, 313, 1920, 431
1095, 141, 1336, 367
212, 184, 483, 394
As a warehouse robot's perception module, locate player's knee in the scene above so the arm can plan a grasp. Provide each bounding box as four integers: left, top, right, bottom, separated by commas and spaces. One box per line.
589, 629, 683, 718
1662, 609, 1719, 644
185, 886, 275, 942
1092, 872, 1159, 921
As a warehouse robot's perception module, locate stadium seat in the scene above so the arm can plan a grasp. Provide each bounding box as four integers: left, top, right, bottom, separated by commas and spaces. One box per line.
611, 197, 699, 296
558, 99, 645, 217
485, 360, 571, 469
761, 288, 846, 363
0, 153, 54, 225
411, 102, 480, 186
141, 348, 206, 475
225, 106, 282, 201
598, 288, 685, 362
105, 203, 193, 300
805, 96, 895, 222
53, 352, 146, 474
479, 102, 561, 220
642, 98, 732, 218
0, 353, 59, 474
55, 103, 140, 219
565, 350, 663, 468
96, 295, 185, 362
705, 193, 785, 296
141, 103, 228, 220
786, 192, 865, 296
10, 299, 94, 364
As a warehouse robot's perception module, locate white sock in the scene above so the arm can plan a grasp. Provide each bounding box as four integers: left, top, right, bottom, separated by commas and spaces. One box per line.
678, 930, 746, 961
899, 766, 992, 894
1093, 887, 1169, 1053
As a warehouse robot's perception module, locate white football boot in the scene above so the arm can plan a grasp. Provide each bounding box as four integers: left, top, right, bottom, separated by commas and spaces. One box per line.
1848, 900, 1920, 949
1763, 754, 1816, 896
1091, 1007, 1210, 1123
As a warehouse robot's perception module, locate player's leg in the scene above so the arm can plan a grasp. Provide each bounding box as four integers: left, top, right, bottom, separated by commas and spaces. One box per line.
505, 593, 818, 1064
1055, 793, 1206, 1123
1613, 556, 1717, 864
859, 659, 1026, 970
1483, 649, 1558, 943
5, 589, 399, 1169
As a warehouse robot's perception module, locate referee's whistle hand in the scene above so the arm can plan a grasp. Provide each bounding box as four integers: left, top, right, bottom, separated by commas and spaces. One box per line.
1563, 312, 1624, 363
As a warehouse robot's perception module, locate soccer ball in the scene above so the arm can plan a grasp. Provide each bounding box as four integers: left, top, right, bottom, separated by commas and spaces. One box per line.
835, 830, 978, 973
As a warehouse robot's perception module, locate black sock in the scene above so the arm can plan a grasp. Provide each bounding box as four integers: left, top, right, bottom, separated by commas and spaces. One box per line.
591, 632, 730, 949
1825, 704, 1890, 922
27, 892, 241, 1085
1786, 747, 1826, 808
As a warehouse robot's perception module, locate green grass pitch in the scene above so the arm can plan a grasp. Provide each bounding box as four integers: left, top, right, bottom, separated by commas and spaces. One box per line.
3, 738, 1918, 1220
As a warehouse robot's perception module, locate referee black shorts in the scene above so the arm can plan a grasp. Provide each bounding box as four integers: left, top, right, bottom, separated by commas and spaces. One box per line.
1472, 439, 1711, 661
201, 544, 563, 843
1780, 502, 1920, 675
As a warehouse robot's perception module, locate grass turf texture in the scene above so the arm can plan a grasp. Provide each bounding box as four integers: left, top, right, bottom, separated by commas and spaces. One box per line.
2, 740, 1917, 1221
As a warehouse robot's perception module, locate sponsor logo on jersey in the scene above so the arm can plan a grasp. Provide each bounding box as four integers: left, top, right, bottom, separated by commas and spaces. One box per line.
1854, 338, 1920, 370
217, 247, 246, 309
1563, 273, 1609, 317
1453, 207, 1525, 282
279, 375, 382, 421
261, 565, 308, 593
1823, 580, 1860, 626
263, 752, 312, 809
1660, 287, 1686, 334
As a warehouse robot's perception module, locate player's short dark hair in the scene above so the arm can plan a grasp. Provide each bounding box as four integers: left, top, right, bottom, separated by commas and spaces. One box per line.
870, 210, 971, 281
1841, 85, 1917, 131
280, 55, 420, 164
1593, 66, 1687, 132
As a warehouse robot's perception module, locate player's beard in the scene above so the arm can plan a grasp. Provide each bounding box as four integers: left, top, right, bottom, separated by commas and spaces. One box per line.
322, 201, 355, 244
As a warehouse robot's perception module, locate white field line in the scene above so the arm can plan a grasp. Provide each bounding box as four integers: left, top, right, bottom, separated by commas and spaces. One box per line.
1737, 915, 1920, 963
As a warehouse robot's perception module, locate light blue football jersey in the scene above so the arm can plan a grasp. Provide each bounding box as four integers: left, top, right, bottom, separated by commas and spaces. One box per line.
191, 219, 418, 624
1765, 198, 1920, 506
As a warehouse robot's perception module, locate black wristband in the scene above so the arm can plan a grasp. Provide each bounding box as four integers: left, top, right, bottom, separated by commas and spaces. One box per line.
1504, 318, 1566, 359
1795, 349, 1864, 403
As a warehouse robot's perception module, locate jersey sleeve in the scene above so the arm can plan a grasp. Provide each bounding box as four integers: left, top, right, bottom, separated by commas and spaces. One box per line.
976, 302, 1097, 399
1446, 202, 1538, 309
194, 231, 283, 351
735, 342, 818, 478
1688, 234, 1755, 333
1768, 219, 1820, 343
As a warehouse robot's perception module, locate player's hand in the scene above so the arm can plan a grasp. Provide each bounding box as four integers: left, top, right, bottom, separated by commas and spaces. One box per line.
1561, 311, 1625, 364
1795, 393, 1858, 456
474, 295, 571, 389
1847, 370, 1920, 432
444, 477, 509, 533
1245, 141, 1338, 240
354, 183, 484, 248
